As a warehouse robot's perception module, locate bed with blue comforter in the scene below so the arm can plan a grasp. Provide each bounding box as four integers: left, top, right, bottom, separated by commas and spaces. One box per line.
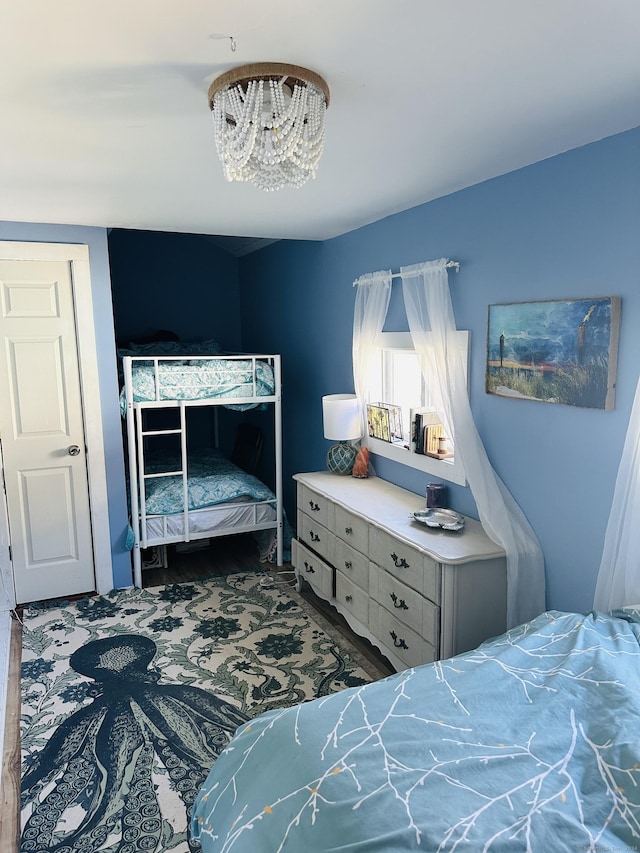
191, 607, 640, 852
142, 449, 276, 515
120, 355, 275, 413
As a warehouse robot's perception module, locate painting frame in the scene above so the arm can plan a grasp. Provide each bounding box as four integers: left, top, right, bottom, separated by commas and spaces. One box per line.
486, 296, 621, 410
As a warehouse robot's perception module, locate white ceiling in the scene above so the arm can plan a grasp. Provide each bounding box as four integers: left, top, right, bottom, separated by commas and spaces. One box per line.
1, 1, 639, 243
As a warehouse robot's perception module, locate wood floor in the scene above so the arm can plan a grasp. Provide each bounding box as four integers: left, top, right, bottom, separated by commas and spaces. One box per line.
0, 534, 393, 852
1, 614, 21, 853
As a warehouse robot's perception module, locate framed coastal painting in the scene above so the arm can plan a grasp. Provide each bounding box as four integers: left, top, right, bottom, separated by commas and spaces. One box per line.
486, 296, 621, 410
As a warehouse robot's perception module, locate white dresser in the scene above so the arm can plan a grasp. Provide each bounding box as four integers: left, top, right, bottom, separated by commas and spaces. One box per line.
292, 472, 507, 671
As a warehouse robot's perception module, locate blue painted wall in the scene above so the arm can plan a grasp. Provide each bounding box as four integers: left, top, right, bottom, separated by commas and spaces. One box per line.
239, 126, 640, 614
108, 229, 242, 350
0, 221, 131, 589
108, 228, 245, 458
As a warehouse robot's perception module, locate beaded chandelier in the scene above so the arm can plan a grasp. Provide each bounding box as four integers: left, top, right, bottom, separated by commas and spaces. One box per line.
207, 63, 330, 192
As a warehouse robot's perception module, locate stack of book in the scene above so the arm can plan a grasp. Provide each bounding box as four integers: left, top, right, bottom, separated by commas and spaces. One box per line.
411, 408, 453, 458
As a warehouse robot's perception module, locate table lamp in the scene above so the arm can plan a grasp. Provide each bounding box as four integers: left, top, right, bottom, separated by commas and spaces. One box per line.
322, 394, 362, 475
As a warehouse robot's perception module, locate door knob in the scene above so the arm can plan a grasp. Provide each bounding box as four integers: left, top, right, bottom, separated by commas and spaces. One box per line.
68, 445, 81, 456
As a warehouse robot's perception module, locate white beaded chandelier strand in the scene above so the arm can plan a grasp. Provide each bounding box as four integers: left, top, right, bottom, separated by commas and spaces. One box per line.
209, 64, 329, 191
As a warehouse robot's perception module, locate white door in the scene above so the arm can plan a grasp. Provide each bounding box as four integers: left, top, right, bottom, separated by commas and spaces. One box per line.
0, 257, 96, 603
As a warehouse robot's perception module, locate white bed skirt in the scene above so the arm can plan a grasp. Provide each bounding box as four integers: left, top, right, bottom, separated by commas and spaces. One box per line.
141, 502, 277, 549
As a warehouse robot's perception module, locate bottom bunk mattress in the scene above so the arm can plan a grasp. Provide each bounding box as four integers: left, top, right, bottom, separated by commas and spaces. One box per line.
133, 449, 283, 560
143, 502, 278, 560
192, 607, 640, 852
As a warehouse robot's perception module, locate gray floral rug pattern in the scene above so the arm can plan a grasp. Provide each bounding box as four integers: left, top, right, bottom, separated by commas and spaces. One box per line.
20, 572, 374, 853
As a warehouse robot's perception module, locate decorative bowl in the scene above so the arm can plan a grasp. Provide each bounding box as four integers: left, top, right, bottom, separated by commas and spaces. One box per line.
410, 508, 465, 532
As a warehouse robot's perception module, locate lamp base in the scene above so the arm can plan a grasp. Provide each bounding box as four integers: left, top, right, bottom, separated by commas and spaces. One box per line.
326, 441, 357, 475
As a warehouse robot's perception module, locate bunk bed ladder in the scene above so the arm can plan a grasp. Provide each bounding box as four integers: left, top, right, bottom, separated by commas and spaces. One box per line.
180, 401, 189, 543
273, 354, 283, 566
131, 400, 188, 588
124, 357, 143, 589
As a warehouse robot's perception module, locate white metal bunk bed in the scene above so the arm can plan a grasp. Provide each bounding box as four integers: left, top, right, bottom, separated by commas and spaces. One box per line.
122, 353, 283, 588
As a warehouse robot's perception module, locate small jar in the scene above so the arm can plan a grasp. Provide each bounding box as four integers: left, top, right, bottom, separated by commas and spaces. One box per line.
426, 482, 446, 508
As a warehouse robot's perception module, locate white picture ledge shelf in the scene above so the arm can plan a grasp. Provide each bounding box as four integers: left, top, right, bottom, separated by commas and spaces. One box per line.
366, 435, 466, 486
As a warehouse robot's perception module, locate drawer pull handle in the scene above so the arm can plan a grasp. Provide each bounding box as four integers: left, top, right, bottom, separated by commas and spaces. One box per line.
390, 630, 408, 650
309, 500, 320, 512
309, 530, 320, 543
304, 561, 315, 574
344, 560, 352, 570
345, 594, 353, 603
390, 592, 408, 611
344, 526, 353, 536
390, 552, 409, 569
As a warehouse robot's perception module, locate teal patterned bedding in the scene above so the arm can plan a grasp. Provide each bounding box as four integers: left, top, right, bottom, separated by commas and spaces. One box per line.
120, 356, 275, 414
142, 450, 276, 516
192, 608, 640, 852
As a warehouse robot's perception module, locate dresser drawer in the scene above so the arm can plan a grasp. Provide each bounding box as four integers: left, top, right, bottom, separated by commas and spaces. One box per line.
297, 509, 334, 564
369, 527, 425, 593
298, 484, 333, 529
333, 536, 369, 591
370, 526, 441, 603
335, 572, 369, 626
334, 504, 369, 553
369, 565, 439, 647
292, 539, 333, 599
369, 601, 437, 670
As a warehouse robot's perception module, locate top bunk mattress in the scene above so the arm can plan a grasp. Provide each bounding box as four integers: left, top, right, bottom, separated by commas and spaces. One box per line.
120, 355, 276, 412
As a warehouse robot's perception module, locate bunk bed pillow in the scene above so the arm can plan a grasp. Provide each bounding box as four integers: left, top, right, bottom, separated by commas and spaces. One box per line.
142, 449, 276, 516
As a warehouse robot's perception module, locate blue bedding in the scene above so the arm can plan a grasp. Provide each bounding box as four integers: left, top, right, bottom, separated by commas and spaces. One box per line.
119, 356, 275, 414
142, 450, 276, 516
192, 608, 640, 851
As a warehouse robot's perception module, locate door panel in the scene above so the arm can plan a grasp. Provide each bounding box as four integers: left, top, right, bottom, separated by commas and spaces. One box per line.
8, 337, 68, 435
0, 259, 95, 603
20, 467, 78, 562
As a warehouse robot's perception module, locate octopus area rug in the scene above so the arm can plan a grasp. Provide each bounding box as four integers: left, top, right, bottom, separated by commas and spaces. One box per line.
19, 571, 377, 853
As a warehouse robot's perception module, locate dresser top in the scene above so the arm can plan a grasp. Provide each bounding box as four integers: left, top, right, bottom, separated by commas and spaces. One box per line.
294, 471, 505, 565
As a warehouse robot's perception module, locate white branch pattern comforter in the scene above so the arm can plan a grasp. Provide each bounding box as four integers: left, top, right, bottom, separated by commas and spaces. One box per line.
192, 608, 640, 852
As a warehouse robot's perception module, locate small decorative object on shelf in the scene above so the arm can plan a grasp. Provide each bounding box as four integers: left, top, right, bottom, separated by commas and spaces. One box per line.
352, 446, 370, 478
366, 404, 390, 441
436, 435, 454, 458
426, 482, 447, 508
411, 508, 465, 532
367, 402, 403, 443
423, 424, 444, 456
422, 425, 454, 459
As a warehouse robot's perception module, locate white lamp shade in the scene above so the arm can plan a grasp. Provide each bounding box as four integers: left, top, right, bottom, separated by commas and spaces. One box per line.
322, 394, 362, 441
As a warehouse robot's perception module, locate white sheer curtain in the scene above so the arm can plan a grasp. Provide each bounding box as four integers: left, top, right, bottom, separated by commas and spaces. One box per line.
352, 270, 393, 438
400, 259, 546, 629
593, 375, 640, 610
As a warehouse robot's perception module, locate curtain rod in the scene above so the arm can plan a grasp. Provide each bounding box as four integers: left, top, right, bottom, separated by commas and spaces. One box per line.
390, 260, 460, 279
353, 259, 461, 287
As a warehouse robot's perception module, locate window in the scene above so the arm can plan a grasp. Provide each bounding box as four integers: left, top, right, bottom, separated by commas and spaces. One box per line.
363, 331, 469, 485
382, 348, 424, 441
